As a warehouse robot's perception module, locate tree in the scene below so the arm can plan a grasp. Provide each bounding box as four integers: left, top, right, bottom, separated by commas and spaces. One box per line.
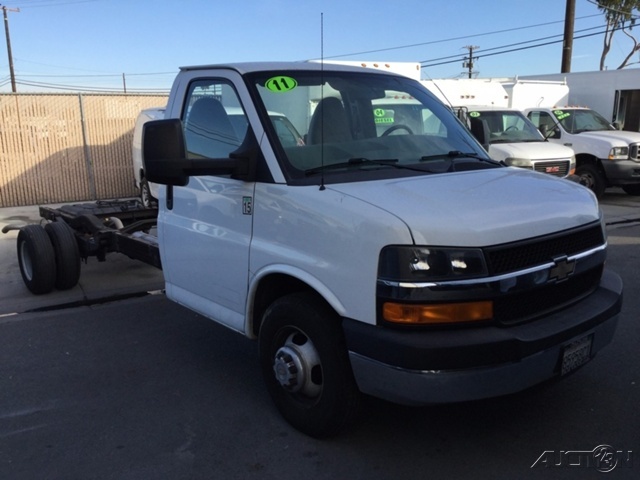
597, 0, 640, 69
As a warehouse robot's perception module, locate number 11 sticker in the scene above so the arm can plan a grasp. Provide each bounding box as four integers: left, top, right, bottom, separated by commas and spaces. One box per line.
265, 76, 298, 93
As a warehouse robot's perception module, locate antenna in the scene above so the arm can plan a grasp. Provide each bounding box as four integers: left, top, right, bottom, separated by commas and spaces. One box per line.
319, 12, 326, 191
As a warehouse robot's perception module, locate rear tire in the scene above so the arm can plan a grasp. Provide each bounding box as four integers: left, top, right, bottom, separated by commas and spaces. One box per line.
576, 164, 606, 198
140, 178, 155, 208
45, 221, 81, 290
259, 292, 361, 438
17, 225, 56, 295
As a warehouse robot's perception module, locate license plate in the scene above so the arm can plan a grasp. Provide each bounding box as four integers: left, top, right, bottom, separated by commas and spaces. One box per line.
560, 335, 593, 376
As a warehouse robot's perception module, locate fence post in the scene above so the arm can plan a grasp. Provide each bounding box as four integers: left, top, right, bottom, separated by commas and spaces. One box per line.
78, 93, 97, 200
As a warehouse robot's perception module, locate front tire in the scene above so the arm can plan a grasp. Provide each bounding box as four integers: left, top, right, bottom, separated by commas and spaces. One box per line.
259, 292, 360, 438
576, 163, 606, 198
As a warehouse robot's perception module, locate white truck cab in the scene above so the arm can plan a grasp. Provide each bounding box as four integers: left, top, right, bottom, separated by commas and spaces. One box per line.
142, 62, 622, 437
525, 106, 640, 197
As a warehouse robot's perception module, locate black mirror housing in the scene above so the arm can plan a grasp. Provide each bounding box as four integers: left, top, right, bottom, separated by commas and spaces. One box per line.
142, 119, 243, 186
143, 119, 190, 186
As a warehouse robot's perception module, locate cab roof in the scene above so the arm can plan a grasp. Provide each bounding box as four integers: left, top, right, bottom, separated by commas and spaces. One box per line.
179, 61, 405, 77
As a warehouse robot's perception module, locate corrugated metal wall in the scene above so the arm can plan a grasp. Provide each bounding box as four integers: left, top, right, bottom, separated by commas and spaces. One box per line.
0, 93, 168, 207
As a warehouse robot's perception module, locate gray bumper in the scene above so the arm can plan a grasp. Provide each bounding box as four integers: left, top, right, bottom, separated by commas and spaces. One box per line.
349, 313, 618, 405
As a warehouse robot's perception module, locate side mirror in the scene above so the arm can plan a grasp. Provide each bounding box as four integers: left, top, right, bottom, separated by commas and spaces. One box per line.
142, 119, 242, 186
143, 119, 189, 186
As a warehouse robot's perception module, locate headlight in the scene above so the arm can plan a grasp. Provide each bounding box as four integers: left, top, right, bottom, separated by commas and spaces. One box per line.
378, 246, 492, 325
504, 157, 532, 168
608, 146, 629, 160
378, 246, 488, 282
569, 155, 576, 175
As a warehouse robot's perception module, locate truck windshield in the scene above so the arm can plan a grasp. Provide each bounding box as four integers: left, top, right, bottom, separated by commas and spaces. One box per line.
249, 70, 494, 183
467, 110, 544, 144
553, 109, 615, 134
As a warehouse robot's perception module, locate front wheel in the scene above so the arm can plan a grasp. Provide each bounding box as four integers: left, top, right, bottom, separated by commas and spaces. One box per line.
259, 292, 360, 438
576, 164, 606, 198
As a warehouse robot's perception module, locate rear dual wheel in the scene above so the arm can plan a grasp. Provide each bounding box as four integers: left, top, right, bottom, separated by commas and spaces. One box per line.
18, 225, 56, 295
45, 221, 81, 290
17, 222, 80, 295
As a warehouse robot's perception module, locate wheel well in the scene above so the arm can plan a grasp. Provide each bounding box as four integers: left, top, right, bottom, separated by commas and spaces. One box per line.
575, 154, 606, 175
251, 274, 321, 337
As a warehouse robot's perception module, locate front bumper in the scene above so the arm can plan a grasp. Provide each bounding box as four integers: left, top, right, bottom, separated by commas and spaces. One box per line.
601, 158, 640, 185
343, 269, 622, 405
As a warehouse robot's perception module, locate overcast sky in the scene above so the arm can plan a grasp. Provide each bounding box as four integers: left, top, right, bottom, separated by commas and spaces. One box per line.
1, 0, 638, 92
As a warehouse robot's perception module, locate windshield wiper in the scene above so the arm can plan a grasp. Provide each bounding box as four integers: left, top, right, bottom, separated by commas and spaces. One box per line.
305, 157, 400, 175
422, 150, 502, 165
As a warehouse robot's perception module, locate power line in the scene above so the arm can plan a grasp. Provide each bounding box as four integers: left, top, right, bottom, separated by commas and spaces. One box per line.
14, 78, 169, 93
11, 0, 100, 9
420, 24, 607, 65
322, 13, 602, 60
420, 24, 624, 70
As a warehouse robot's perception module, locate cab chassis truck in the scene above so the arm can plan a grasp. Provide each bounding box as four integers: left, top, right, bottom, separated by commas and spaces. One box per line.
2, 200, 160, 295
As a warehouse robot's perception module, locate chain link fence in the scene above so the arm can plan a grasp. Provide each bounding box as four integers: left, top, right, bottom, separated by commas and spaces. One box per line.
0, 93, 168, 207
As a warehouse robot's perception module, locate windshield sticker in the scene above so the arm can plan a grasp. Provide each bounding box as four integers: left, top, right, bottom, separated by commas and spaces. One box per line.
265, 76, 298, 93
373, 108, 394, 124
553, 110, 571, 121
469, 111, 481, 117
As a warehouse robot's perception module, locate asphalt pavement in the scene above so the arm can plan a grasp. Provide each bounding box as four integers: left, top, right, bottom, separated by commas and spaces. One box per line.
1, 189, 639, 479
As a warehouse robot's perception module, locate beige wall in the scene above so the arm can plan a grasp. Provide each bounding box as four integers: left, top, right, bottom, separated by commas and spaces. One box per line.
0, 93, 168, 207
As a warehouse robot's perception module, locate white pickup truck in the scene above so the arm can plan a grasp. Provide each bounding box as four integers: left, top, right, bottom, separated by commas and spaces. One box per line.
462, 106, 576, 177
525, 106, 640, 197
142, 62, 622, 437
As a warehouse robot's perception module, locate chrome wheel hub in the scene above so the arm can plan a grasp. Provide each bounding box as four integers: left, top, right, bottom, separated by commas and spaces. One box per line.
273, 332, 322, 398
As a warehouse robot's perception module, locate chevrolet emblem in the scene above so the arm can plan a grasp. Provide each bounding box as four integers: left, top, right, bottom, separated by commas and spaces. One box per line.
548, 256, 576, 283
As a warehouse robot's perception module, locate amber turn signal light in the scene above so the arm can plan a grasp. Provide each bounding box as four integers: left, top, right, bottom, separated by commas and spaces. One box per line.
383, 301, 493, 325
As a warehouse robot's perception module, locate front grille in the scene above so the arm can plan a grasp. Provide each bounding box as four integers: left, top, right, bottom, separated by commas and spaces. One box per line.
485, 222, 604, 275
495, 266, 603, 325
485, 222, 605, 325
630, 143, 639, 161
533, 160, 571, 177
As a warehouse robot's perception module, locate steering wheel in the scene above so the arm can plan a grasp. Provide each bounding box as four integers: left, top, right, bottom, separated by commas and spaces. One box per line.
505, 125, 518, 132
382, 124, 414, 136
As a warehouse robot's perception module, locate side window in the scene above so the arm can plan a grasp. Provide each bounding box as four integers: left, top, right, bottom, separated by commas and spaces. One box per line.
182, 80, 244, 159
527, 111, 541, 127
422, 109, 447, 136
529, 111, 559, 139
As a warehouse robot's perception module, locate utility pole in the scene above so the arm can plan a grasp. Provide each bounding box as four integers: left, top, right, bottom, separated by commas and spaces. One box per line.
463, 45, 479, 78
561, 0, 575, 73
1, 4, 19, 92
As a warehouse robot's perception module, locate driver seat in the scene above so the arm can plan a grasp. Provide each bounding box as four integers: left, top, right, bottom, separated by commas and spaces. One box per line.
308, 97, 352, 144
